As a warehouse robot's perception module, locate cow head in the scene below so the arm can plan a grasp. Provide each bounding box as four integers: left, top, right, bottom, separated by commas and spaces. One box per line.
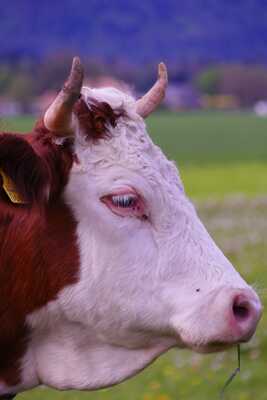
3, 58, 261, 392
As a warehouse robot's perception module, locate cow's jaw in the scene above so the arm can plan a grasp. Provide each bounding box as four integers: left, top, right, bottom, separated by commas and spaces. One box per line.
27, 320, 176, 390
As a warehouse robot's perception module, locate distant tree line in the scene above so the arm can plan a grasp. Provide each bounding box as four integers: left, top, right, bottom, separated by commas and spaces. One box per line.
1, 54, 267, 111
196, 65, 267, 107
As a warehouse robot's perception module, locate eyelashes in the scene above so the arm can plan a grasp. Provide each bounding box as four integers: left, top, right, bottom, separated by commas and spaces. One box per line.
111, 194, 138, 208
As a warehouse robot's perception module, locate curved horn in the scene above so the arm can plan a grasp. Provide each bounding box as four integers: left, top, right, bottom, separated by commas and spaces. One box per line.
136, 62, 168, 118
44, 57, 84, 135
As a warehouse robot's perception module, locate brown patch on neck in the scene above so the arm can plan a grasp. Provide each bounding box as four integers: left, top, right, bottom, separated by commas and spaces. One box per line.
73, 98, 122, 141
0, 121, 79, 389
0, 199, 79, 388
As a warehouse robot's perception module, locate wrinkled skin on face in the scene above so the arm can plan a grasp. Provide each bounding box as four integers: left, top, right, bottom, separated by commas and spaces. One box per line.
19, 87, 261, 392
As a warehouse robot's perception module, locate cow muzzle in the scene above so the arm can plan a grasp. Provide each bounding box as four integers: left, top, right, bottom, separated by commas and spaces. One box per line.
174, 286, 262, 352
206, 287, 262, 352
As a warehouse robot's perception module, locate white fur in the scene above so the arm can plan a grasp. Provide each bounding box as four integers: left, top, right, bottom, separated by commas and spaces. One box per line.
17, 86, 260, 393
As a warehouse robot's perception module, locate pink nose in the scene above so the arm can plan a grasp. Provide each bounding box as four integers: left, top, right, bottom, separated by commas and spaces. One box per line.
230, 289, 262, 341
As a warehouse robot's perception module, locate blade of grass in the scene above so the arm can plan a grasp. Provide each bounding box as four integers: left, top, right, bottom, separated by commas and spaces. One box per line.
220, 345, 241, 399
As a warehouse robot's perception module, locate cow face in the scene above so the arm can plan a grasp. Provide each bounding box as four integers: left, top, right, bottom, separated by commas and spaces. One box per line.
62, 85, 261, 356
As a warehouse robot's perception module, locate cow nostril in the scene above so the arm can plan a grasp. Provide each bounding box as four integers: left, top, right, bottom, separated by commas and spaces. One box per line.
233, 304, 249, 320
232, 296, 250, 321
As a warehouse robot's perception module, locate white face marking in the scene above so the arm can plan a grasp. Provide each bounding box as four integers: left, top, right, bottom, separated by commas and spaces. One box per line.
21, 86, 260, 393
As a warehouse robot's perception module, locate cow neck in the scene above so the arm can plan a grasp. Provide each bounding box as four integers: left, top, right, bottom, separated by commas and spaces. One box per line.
0, 199, 80, 388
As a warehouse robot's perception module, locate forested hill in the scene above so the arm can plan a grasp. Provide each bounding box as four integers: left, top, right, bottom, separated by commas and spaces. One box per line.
1, 0, 267, 64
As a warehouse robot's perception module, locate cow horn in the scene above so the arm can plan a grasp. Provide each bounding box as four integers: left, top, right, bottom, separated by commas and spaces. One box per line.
44, 57, 84, 135
136, 62, 168, 118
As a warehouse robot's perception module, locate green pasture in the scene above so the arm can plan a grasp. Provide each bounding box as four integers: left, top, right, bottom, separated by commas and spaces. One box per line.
2, 112, 267, 399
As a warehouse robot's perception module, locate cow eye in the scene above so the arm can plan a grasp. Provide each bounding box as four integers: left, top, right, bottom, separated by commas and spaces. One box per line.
101, 190, 147, 219
111, 194, 137, 208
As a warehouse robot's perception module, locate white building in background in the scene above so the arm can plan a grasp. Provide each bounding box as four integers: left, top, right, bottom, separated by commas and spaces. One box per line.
254, 100, 267, 117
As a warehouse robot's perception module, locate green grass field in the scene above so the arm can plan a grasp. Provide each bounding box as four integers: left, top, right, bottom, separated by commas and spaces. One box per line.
2, 112, 267, 400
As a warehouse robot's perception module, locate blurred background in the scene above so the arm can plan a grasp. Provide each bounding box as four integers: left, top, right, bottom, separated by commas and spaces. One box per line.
1, 1, 267, 399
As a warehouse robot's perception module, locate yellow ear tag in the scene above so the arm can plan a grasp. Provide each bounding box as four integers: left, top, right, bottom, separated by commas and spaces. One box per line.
0, 169, 27, 204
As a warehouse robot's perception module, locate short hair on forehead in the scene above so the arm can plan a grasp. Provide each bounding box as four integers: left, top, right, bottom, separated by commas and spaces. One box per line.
73, 98, 123, 141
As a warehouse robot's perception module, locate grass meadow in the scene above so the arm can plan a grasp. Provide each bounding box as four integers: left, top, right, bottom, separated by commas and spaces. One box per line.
2, 112, 267, 400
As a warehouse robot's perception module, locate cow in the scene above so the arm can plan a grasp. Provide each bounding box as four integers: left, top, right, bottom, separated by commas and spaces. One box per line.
0, 58, 262, 398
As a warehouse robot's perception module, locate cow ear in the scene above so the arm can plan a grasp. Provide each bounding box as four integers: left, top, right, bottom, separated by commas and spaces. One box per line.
0, 134, 48, 205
